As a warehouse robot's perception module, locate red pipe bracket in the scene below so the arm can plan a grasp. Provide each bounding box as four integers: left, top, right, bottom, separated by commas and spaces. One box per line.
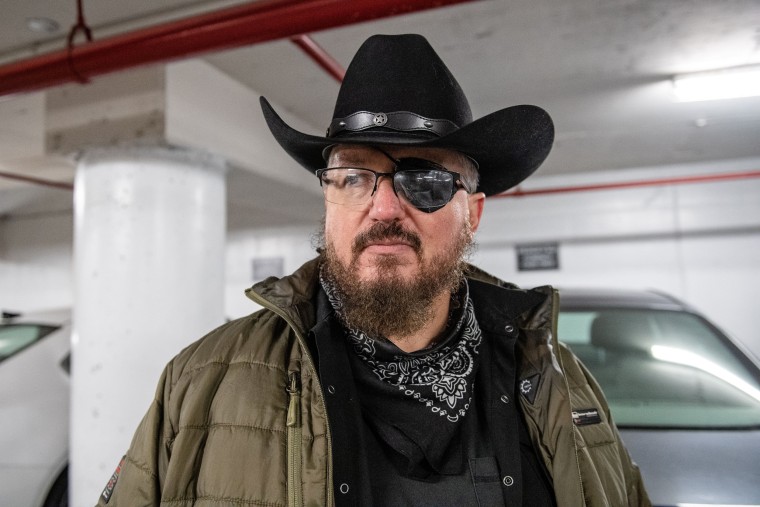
65, 0, 94, 83
290, 34, 345, 82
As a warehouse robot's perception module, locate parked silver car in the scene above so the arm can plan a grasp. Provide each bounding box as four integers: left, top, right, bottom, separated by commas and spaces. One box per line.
558, 288, 760, 506
0, 310, 69, 507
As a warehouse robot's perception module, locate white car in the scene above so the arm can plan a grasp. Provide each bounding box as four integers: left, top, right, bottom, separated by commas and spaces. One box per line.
559, 289, 760, 506
0, 309, 70, 507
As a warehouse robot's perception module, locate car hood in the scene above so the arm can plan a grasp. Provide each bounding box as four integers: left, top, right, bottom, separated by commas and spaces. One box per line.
620, 428, 760, 506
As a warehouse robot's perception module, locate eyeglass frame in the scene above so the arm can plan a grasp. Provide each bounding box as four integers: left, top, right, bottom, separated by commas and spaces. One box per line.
315, 157, 471, 213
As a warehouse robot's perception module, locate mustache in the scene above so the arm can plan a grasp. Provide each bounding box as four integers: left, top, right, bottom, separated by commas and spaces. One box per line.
352, 221, 422, 256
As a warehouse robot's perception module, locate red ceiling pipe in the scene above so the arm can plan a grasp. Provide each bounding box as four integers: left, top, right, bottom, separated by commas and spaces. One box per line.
5, 168, 760, 194
0, 170, 74, 191
0, 0, 478, 98
493, 169, 760, 198
290, 34, 345, 82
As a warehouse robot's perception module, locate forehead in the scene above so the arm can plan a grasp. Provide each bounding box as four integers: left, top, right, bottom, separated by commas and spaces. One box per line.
328, 144, 464, 169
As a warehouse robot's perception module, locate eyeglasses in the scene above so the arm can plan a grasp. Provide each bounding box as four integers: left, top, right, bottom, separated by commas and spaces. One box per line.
316, 157, 467, 213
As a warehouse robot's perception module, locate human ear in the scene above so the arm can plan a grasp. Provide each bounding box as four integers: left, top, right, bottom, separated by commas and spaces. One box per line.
467, 192, 485, 232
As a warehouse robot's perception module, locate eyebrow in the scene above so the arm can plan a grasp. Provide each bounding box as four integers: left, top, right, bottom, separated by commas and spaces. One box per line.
330, 151, 385, 168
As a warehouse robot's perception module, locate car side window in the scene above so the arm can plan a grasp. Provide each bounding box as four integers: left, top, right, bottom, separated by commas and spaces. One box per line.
557, 312, 595, 345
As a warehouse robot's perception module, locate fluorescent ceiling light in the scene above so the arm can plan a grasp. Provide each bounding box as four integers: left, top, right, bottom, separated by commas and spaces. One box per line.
672, 65, 760, 102
26, 17, 60, 34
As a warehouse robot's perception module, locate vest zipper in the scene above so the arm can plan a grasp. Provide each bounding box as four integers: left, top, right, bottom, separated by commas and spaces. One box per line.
247, 285, 334, 506
286, 371, 303, 507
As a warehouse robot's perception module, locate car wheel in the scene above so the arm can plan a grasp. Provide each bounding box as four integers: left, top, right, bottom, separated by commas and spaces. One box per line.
43, 466, 68, 507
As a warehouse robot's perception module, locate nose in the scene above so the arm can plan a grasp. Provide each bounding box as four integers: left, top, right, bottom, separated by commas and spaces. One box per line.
368, 174, 405, 220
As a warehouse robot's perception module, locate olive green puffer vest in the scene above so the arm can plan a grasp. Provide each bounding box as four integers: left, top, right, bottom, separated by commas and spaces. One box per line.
97, 258, 650, 507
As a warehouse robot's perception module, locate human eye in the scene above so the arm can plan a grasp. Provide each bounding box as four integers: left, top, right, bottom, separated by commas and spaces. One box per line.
343, 169, 373, 188
321, 169, 350, 188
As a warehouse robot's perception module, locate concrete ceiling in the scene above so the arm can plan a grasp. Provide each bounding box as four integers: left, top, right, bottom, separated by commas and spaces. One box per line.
1, 0, 759, 229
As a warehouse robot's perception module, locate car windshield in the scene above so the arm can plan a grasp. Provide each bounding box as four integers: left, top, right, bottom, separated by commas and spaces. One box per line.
558, 308, 760, 428
0, 324, 58, 363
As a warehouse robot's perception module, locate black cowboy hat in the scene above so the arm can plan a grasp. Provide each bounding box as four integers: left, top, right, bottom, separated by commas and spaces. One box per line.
260, 34, 554, 196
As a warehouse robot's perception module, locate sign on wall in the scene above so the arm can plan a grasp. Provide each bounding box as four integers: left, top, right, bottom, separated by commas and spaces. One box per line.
516, 242, 560, 271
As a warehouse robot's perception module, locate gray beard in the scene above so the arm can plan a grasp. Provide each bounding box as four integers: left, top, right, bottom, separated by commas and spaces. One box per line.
320, 220, 473, 341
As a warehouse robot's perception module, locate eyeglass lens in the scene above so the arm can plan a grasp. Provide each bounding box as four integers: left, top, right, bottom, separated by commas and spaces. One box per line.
319, 167, 456, 213
394, 170, 455, 211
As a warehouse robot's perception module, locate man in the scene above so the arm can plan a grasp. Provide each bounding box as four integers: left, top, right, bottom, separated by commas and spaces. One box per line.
97, 34, 649, 506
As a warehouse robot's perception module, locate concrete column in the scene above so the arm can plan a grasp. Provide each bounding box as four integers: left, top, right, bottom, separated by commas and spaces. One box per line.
70, 146, 226, 504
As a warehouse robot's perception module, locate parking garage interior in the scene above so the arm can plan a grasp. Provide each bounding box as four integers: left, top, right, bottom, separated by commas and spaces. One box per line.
1, 0, 760, 505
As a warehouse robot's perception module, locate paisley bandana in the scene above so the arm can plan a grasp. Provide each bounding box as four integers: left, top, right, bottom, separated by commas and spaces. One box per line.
320, 273, 483, 424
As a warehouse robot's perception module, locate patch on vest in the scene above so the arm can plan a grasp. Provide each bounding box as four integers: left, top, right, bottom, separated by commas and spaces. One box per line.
518, 374, 540, 404
101, 455, 126, 503
572, 408, 602, 426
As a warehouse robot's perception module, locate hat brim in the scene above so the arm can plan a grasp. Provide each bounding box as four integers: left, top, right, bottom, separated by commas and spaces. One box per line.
260, 97, 554, 196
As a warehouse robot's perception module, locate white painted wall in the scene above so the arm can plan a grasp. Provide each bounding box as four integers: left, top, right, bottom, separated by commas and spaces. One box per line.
2, 157, 759, 362
224, 157, 760, 362
0, 210, 73, 312
473, 157, 760, 360
225, 225, 318, 318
